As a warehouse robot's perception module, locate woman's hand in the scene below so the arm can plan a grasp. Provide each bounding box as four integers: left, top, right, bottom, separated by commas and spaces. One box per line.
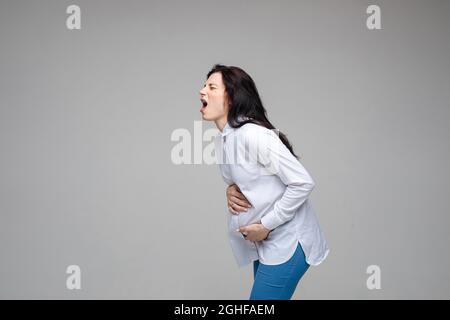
226, 184, 252, 215
237, 222, 271, 242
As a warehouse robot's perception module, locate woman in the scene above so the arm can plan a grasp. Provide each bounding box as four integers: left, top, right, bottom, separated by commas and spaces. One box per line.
199, 64, 329, 300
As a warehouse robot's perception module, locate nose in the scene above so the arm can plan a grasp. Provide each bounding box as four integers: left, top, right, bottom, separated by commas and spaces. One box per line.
199, 86, 206, 96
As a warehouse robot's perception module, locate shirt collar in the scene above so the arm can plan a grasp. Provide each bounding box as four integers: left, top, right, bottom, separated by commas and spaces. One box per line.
221, 121, 233, 137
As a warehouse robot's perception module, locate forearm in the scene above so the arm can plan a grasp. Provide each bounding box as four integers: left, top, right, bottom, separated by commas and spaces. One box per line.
260, 181, 315, 231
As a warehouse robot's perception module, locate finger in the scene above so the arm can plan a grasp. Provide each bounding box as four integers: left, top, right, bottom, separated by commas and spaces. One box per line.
237, 226, 246, 233
229, 190, 252, 205
230, 201, 247, 213
228, 205, 239, 215
229, 201, 248, 212
232, 193, 252, 208
230, 196, 252, 208
229, 202, 245, 215
228, 185, 251, 201
230, 189, 247, 200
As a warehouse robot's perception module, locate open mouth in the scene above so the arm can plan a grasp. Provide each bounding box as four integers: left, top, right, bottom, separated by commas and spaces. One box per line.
200, 98, 208, 113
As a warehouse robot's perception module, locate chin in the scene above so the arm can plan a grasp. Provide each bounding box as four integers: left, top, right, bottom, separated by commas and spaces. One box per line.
201, 113, 214, 121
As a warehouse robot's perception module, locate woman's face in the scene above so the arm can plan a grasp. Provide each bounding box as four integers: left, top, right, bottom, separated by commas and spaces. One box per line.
199, 72, 229, 121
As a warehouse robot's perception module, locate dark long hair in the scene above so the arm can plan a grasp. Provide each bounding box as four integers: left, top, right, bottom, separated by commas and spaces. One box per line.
207, 64, 300, 159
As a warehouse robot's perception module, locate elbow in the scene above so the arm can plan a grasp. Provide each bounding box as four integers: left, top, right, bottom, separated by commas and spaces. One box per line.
289, 179, 315, 194
304, 181, 315, 195
298, 175, 315, 189
298, 178, 315, 193
309, 179, 316, 191
306, 174, 316, 191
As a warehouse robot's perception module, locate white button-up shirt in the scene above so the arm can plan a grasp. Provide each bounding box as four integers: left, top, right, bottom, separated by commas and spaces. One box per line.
214, 117, 329, 268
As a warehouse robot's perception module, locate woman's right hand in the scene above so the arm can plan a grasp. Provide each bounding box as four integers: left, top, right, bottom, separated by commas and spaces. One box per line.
226, 184, 252, 215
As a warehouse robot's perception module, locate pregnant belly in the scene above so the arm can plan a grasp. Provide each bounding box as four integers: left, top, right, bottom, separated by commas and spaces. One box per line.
228, 207, 261, 229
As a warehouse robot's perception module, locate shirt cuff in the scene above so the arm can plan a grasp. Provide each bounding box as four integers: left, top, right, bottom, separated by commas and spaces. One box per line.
260, 210, 284, 231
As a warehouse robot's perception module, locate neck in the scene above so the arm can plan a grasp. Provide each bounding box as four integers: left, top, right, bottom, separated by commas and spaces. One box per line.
215, 116, 228, 132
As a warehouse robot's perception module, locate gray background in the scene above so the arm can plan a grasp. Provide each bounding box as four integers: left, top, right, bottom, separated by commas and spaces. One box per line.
1, 0, 449, 299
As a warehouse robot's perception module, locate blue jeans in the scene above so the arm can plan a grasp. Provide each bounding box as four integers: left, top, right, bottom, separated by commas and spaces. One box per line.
250, 241, 310, 300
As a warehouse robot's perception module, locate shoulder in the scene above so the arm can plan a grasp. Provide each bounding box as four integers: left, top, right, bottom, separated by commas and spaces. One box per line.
235, 122, 279, 143
236, 122, 272, 136
232, 123, 282, 159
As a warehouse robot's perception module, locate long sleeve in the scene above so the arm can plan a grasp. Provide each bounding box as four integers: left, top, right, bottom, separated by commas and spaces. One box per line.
246, 127, 316, 231
219, 122, 329, 268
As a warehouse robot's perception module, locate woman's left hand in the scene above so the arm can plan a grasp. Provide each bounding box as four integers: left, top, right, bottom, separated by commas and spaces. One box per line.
238, 222, 271, 242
